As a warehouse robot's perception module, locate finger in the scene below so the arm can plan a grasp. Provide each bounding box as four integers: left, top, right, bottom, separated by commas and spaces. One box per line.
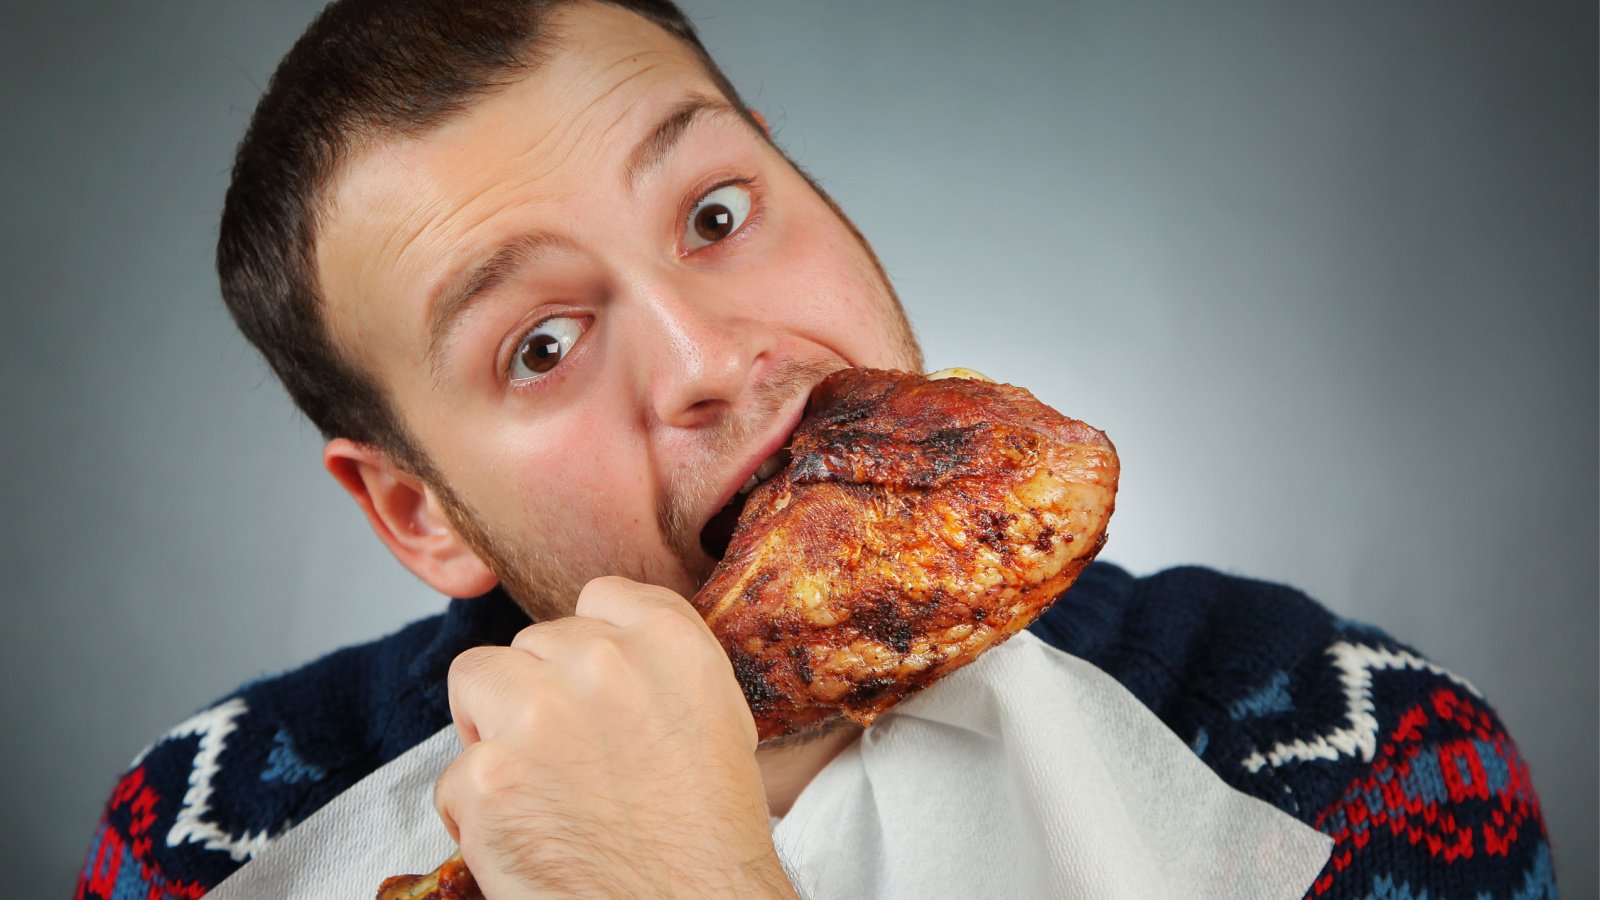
446, 645, 543, 747
508, 615, 615, 661
432, 738, 505, 847
433, 745, 464, 845
574, 575, 706, 631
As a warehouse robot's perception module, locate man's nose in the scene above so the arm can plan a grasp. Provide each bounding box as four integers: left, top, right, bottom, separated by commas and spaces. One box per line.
628, 278, 773, 429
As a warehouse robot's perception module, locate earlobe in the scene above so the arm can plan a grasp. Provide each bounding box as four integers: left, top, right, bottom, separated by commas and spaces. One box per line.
323, 438, 499, 599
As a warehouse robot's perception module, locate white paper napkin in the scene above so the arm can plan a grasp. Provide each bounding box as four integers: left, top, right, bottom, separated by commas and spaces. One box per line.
771, 632, 1332, 899
209, 727, 460, 899
212, 632, 1331, 899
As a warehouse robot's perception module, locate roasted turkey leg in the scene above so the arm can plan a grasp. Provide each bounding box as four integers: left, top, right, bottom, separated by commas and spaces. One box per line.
697, 367, 1118, 739
377, 367, 1119, 900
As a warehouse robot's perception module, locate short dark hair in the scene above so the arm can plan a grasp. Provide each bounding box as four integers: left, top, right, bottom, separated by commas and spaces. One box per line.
217, 0, 747, 476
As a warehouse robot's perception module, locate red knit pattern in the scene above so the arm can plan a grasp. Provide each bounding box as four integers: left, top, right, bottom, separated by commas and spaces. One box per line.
1305, 688, 1543, 897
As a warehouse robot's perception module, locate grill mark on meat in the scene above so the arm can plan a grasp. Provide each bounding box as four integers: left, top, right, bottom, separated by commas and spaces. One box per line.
788, 644, 814, 685
805, 375, 893, 424
920, 584, 951, 608
788, 448, 845, 484
728, 649, 784, 713
844, 676, 899, 706
759, 615, 788, 644
918, 426, 985, 483
739, 570, 776, 610
791, 423, 994, 490
850, 594, 917, 653
976, 508, 1017, 546
1033, 525, 1056, 553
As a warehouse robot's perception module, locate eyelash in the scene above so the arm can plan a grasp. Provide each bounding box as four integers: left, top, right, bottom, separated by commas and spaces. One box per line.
501, 312, 589, 395
678, 175, 764, 257
500, 174, 766, 393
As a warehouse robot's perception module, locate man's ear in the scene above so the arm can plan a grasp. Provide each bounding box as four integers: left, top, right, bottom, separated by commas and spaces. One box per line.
323, 438, 499, 599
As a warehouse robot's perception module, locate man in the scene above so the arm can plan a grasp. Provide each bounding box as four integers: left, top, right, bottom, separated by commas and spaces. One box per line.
77, 1, 1555, 897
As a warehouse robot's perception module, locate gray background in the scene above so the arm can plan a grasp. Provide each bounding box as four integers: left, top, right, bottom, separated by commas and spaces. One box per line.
1, 0, 1593, 896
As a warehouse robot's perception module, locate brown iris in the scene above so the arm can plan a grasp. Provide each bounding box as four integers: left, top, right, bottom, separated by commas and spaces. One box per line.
519, 332, 563, 374
693, 203, 736, 243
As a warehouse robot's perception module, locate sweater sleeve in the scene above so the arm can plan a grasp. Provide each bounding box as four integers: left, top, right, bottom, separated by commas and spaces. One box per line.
72, 591, 528, 898
1264, 641, 1555, 899
75, 694, 271, 900
1031, 563, 1557, 899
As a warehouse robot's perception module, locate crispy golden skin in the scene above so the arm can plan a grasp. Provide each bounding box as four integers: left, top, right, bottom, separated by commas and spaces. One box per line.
695, 367, 1119, 741
376, 368, 1118, 898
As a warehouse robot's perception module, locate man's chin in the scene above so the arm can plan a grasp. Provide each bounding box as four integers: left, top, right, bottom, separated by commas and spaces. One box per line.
492, 556, 712, 623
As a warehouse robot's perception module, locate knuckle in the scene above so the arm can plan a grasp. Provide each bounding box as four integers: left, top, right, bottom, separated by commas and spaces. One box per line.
573, 636, 630, 684
641, 605, 710, 654
576, 570, 649, 611
436, 741, 524, 838
510, 618, 570, 654
508, 622, 543, 651
579, 574, 628, 599
459, 739, 520, 797
447, 646, 499, 689
643, 603, 693, 632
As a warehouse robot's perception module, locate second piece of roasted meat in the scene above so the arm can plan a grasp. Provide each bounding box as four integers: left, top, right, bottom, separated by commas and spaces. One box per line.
693, 367, 1119, 741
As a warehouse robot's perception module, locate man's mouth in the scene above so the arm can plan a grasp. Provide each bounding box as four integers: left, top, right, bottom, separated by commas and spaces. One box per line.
699, 446, 793, 560
687, 357, 846, 566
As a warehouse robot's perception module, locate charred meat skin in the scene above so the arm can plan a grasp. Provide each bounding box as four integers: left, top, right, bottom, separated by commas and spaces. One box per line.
694, 367, 1119, 741
376, 368, 1118, 898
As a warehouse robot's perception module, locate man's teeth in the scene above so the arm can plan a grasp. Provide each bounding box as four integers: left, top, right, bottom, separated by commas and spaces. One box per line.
738, 449, 792, 495
756, 451, 788, 481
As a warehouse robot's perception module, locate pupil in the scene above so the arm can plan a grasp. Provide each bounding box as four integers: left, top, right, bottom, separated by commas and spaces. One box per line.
695, 204, 734, 242
521, 333, 562, 373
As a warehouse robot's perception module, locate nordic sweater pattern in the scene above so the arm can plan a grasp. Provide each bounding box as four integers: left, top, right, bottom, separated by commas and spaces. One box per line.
76, 564, 1556, 898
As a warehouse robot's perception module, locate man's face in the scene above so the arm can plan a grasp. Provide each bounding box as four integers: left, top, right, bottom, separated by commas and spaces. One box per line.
316, 2, 920, 617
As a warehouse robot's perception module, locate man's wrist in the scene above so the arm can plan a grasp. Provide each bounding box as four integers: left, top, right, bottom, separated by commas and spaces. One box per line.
739, 850, 801, 900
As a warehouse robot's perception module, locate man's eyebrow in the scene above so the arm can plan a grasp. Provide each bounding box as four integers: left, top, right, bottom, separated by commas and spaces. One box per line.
424, 97, 743, 375
623, 94, 743, 193
425, 231, 571, 376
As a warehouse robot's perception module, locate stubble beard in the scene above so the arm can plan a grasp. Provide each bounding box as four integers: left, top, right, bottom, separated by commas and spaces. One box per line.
426, 355, 847, 621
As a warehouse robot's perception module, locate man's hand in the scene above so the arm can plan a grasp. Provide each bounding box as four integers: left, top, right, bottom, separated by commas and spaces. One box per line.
433, 576, 797, 899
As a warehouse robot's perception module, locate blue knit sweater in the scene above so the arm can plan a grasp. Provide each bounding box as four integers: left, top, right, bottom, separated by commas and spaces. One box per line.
76, 563, 1555, 898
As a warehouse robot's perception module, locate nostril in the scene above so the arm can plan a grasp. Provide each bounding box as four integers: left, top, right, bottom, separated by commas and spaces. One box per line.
653, 337, 766, 423
675, 397, 734, 428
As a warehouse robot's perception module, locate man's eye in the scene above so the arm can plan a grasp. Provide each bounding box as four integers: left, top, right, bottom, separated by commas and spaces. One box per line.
510, 316, 584, 381
685, 183, 752, 250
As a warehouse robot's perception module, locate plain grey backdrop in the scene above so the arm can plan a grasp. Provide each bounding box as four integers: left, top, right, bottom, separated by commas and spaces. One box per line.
2, 0, 1594, 896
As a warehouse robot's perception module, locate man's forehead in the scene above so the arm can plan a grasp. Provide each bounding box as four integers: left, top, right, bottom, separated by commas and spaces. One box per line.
319, 1, 718, 251
313, 1, 727, 368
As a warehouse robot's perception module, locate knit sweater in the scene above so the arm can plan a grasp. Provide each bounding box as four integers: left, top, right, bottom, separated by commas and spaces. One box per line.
76, 563, 1555, 898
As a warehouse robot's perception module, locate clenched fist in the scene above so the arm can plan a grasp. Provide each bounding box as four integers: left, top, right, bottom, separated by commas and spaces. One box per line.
434, 577, 797, 899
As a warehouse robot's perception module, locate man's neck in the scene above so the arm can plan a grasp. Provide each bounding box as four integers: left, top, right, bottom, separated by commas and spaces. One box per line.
755, 722, 863, 818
